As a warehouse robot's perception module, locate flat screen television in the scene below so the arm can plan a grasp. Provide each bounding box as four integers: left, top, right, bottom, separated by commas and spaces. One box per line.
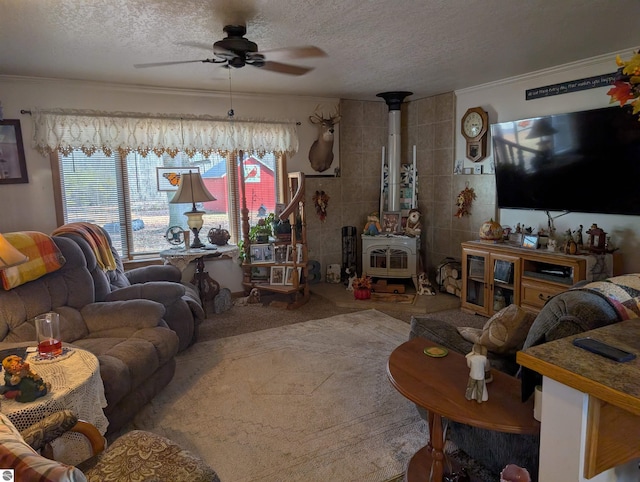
491, 105, 640, 216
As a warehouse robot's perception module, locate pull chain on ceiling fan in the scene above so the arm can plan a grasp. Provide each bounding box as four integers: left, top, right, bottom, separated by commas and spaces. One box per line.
227, 68, 234, 118
134, 24, 326, 76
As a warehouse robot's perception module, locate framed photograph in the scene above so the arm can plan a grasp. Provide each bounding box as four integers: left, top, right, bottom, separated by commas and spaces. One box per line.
270, 266, 285, 285
286, 244, 296, 263
251, 246, 264, 262
296, 243, 304, 263
468, 257, 485, 278
0, 120, 28, 184
494, 260, 513, 283
285, 266, 302, 286
263, 244, 274, 262
382, 211, 401, 234
522, 234, 539, 249
274, 244, 288, 263
251, 244, 272, 263
251, 266, 269, 282
156, 166, 201, 191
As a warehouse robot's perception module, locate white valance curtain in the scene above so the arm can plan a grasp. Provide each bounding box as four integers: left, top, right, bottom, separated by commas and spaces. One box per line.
31, 108, 299, 158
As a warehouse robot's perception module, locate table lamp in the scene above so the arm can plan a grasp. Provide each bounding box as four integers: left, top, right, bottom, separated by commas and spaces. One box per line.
169, 171, 216, 249
0, 234, 29, 269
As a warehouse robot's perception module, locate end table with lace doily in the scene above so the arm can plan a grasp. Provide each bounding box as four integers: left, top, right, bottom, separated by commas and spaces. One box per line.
2, 345, 108, 466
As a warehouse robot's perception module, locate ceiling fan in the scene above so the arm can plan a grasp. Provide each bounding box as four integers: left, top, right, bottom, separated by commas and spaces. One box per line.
134, 25, 326, 76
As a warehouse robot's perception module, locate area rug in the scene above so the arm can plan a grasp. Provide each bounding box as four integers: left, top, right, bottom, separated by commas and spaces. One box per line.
129, 309, 429, 482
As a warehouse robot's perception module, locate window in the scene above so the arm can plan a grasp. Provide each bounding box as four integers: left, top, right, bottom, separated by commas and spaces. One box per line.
54, 150, 281, 258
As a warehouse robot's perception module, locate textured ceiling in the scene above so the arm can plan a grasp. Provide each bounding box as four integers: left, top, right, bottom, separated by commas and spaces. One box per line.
0, 0, 638, 100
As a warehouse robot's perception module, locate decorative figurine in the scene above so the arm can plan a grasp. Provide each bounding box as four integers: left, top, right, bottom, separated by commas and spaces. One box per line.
575, 224, 584, 249
233, 288, 261, 306
465, 343, 489, 403
345, 266, 358, 291
417, 272, 436, 295
363, 212, 382, 236
563, 229, 577, 254
404, 208, 422, 237
0, 355, 50, 403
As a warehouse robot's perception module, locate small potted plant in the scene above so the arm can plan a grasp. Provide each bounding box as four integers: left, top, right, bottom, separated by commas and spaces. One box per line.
249, 216, 273, 243
352, 275, 372, 300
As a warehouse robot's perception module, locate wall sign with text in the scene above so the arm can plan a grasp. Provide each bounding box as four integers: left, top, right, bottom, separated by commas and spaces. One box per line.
526, 72, 616, 100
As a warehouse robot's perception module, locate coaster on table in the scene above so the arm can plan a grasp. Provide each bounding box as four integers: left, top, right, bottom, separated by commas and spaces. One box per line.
424, 346, 448, 358
29, 347, 75, 364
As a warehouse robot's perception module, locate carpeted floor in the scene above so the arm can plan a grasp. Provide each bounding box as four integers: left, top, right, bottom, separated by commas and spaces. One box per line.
127, 287, 493, 481
129, 310, 431, 482
200, 282, 487, 341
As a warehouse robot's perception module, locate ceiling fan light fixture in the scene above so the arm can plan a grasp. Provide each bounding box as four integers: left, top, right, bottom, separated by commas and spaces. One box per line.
228, 57, 246, 68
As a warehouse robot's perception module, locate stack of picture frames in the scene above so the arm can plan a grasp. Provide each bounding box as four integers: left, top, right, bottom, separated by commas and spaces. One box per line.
250, 243, 304, 286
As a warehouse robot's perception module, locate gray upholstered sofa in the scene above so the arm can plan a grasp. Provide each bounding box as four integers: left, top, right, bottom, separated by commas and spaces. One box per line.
53, 224, 205, 352
0, 235, 179, 435
410, 277, 630, 480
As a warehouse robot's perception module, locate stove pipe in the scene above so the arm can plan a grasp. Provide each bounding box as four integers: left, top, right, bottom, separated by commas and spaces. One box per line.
376, 91, 412, 212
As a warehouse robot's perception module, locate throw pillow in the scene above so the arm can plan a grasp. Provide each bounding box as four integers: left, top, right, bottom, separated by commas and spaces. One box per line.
1, 232, 65, 290
457, 304, 536, 354
0, 413, 87, 482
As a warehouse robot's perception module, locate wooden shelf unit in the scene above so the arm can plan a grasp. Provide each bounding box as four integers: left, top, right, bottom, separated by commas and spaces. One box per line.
240, 172, 310, 309
461, 240, 622, 316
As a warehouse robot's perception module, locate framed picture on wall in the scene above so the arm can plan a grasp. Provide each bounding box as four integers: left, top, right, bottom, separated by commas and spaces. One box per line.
0, 120, 28, 184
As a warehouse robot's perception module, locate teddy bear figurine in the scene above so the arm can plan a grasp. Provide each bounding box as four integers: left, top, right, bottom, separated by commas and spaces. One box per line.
404, 208, 422, 237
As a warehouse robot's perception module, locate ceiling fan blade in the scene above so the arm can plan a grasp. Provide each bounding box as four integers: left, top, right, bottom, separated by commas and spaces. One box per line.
256, 46, 327, 60
257, 61, 314, 76
177, 41, 213, 52
213, 45, 240, 60
134, 59, 224, 68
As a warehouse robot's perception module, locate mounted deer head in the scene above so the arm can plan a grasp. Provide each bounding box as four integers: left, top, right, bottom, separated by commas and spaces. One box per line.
308, 105, 341, 173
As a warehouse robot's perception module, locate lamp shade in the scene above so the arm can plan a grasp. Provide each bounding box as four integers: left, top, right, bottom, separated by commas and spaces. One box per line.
170, 171, 216, 211
0, 234, 29, 269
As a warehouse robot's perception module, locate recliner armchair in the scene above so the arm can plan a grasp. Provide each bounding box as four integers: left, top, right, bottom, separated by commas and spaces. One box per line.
53, 224, 205, 352
1, 410, 220, 482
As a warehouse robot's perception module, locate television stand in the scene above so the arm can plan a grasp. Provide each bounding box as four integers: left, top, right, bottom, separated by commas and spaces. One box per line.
461, 240, 622, 316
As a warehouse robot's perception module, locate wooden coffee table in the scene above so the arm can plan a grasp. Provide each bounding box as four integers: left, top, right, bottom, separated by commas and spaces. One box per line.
387, 337, 540, 482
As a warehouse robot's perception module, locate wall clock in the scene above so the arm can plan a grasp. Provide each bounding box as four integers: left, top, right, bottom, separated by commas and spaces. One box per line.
461, 107, 489, 162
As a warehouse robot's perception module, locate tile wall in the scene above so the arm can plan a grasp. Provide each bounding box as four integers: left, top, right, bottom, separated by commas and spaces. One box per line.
304, 94, 496, 283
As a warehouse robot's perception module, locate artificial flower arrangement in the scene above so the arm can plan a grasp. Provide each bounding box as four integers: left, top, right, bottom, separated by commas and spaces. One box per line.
352, 275, 372, 291
455, 186, 476, 218
607, 50, 640, 121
